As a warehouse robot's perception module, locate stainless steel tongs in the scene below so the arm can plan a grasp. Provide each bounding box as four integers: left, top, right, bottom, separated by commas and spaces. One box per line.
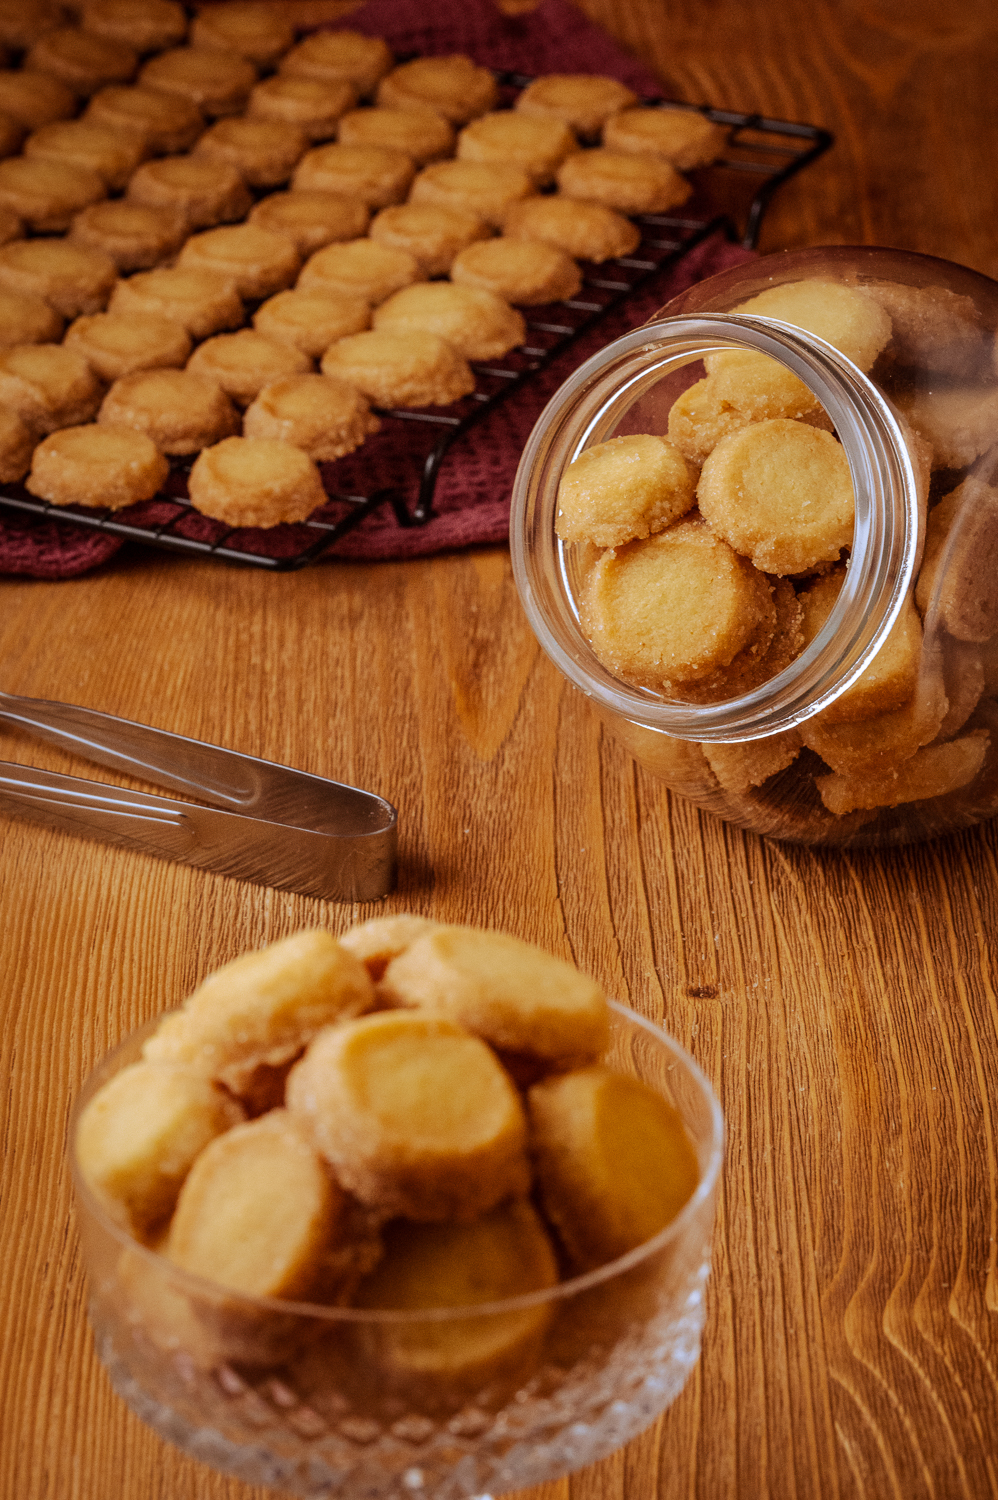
0, 692, 397, 902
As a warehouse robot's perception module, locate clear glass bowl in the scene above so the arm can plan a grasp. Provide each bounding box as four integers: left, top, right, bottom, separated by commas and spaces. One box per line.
511, 245, 998, 847
70, 1003, 724, 1500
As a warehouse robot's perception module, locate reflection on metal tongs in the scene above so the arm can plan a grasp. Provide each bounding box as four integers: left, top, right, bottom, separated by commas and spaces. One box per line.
0, 692, 397, 902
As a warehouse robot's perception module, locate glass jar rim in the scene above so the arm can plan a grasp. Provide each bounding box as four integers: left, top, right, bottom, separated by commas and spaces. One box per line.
511, 312, 923, 742
69, 1000, 725, 1325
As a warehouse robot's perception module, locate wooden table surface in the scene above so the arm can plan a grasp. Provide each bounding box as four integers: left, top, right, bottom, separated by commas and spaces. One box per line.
3, 2, 998, 1498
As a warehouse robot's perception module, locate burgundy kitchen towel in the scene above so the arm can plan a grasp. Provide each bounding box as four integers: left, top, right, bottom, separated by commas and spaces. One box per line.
0, 0, 755, 578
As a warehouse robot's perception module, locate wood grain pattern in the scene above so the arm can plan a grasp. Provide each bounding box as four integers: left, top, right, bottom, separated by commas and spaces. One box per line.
3, 4, 998, 1499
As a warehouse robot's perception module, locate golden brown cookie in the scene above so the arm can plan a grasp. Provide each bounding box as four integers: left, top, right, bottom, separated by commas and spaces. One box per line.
354, 1200, 557, 1396
816, 734, 988, 815
193, 115, 308, 188
69, 199, 186, 270
248, 187, 369, 255
376, 54, 498, 125
700, 731, 803, 794
916, 477, 998, 642
0, 0, 65, 51
451, 236, 581, 305
0, 284, 62, 344
603, 105, 728, 168
127, 153, 252, 228
108, 264, 243, 338
338, 913, 442, 982
321, 327, 474, 408
0, 154, 106, 231
186, 433, 326, 526
864, 279, 986, 378
580, 514, 776, 691
0, 236, 116, 317
188, 2, 294, 68
801, 675, 947, 778
247, 71, 356, 141
286, 1009, 531, 1222
697, 419, 854, 576
178, 222, 301, 299
24, 25, 138, 97
798, 568, 923, 722
374, 280, 525, 361
243, 372, 379, 461
139, 44, 256, 117
84, 82, 203, 153
0, 341, 103, 432
252, 286, 370, 358
279, 29, 393, 99
187, 328, 312, 406
166, 1109, 340, 1301
898, 384, 998, 471
528, 1064, 699, 1271
338, 104, 454, 165
0, 405, 36, 480
143, 929, 375, 1087
409, 157, 533, 228
25, 118, 145, 191
556, 147, 691, 215
298, 236, 423, 304
27, 422, 170, 508
292, 140, 415, 208
64, 308, 190, 380
380, 925, 610, 1068
458, 111, 579, 185
98, 366, 240, 453
711, 278, 893, 375
556, 433, 697, 547
80, 0, 188, 54
75, 1060, 244, 1236
515, 74, 638, 141
0, 67, 75, 129
369, 202, 489, 278
502, 193, 639, 262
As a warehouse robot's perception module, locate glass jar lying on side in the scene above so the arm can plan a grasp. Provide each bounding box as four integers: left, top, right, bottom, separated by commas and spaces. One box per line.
512, 245, 998, 848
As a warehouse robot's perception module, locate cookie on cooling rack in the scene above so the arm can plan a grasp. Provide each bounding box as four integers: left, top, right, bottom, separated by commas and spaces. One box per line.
69, 200, 186, 272
292, 142, 415, 209
247, 73, 356, 142
243, 373, 380, 462
24, 26, 138, 98
188, 2, 295, 68
555, 148, 692, 215
26, 423, 169, 509
64, 310, 191, 382
98, 367, 240, 454
501, 195, 640, 263
321, 328, 475, 410
450, 237, 582, 306
186, 329, 313, 408
85, 83, 203, 154
603, 106, 728, 170
24, 118, 145, 192
139, 45, 257, 118
127, 155, 252, 230
409, 159, 534, 229
278, 30, 393, 99
0, 238, 117, 318
178, 223, 301, 301
373, 281, 526, 361
193, 116, 309, 190
108, 265, 243, 340
375, 54, 498, 125
80, 0, 188, 55
248, 189, 370, 256
253, 287, 370, 360
338, 106, 454, 166
457, 112, 579, 185
368, 202, 490, 278
298, 238, 424, 305
514, 74, 638, 141
187, 435, 327, 529
0, 155, 106, 232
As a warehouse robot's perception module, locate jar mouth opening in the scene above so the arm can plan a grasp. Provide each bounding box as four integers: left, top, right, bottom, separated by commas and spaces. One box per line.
511, 313, 922, 742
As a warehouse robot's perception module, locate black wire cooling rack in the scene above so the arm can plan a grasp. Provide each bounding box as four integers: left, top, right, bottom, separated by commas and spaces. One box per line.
0, 87, 831, 570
